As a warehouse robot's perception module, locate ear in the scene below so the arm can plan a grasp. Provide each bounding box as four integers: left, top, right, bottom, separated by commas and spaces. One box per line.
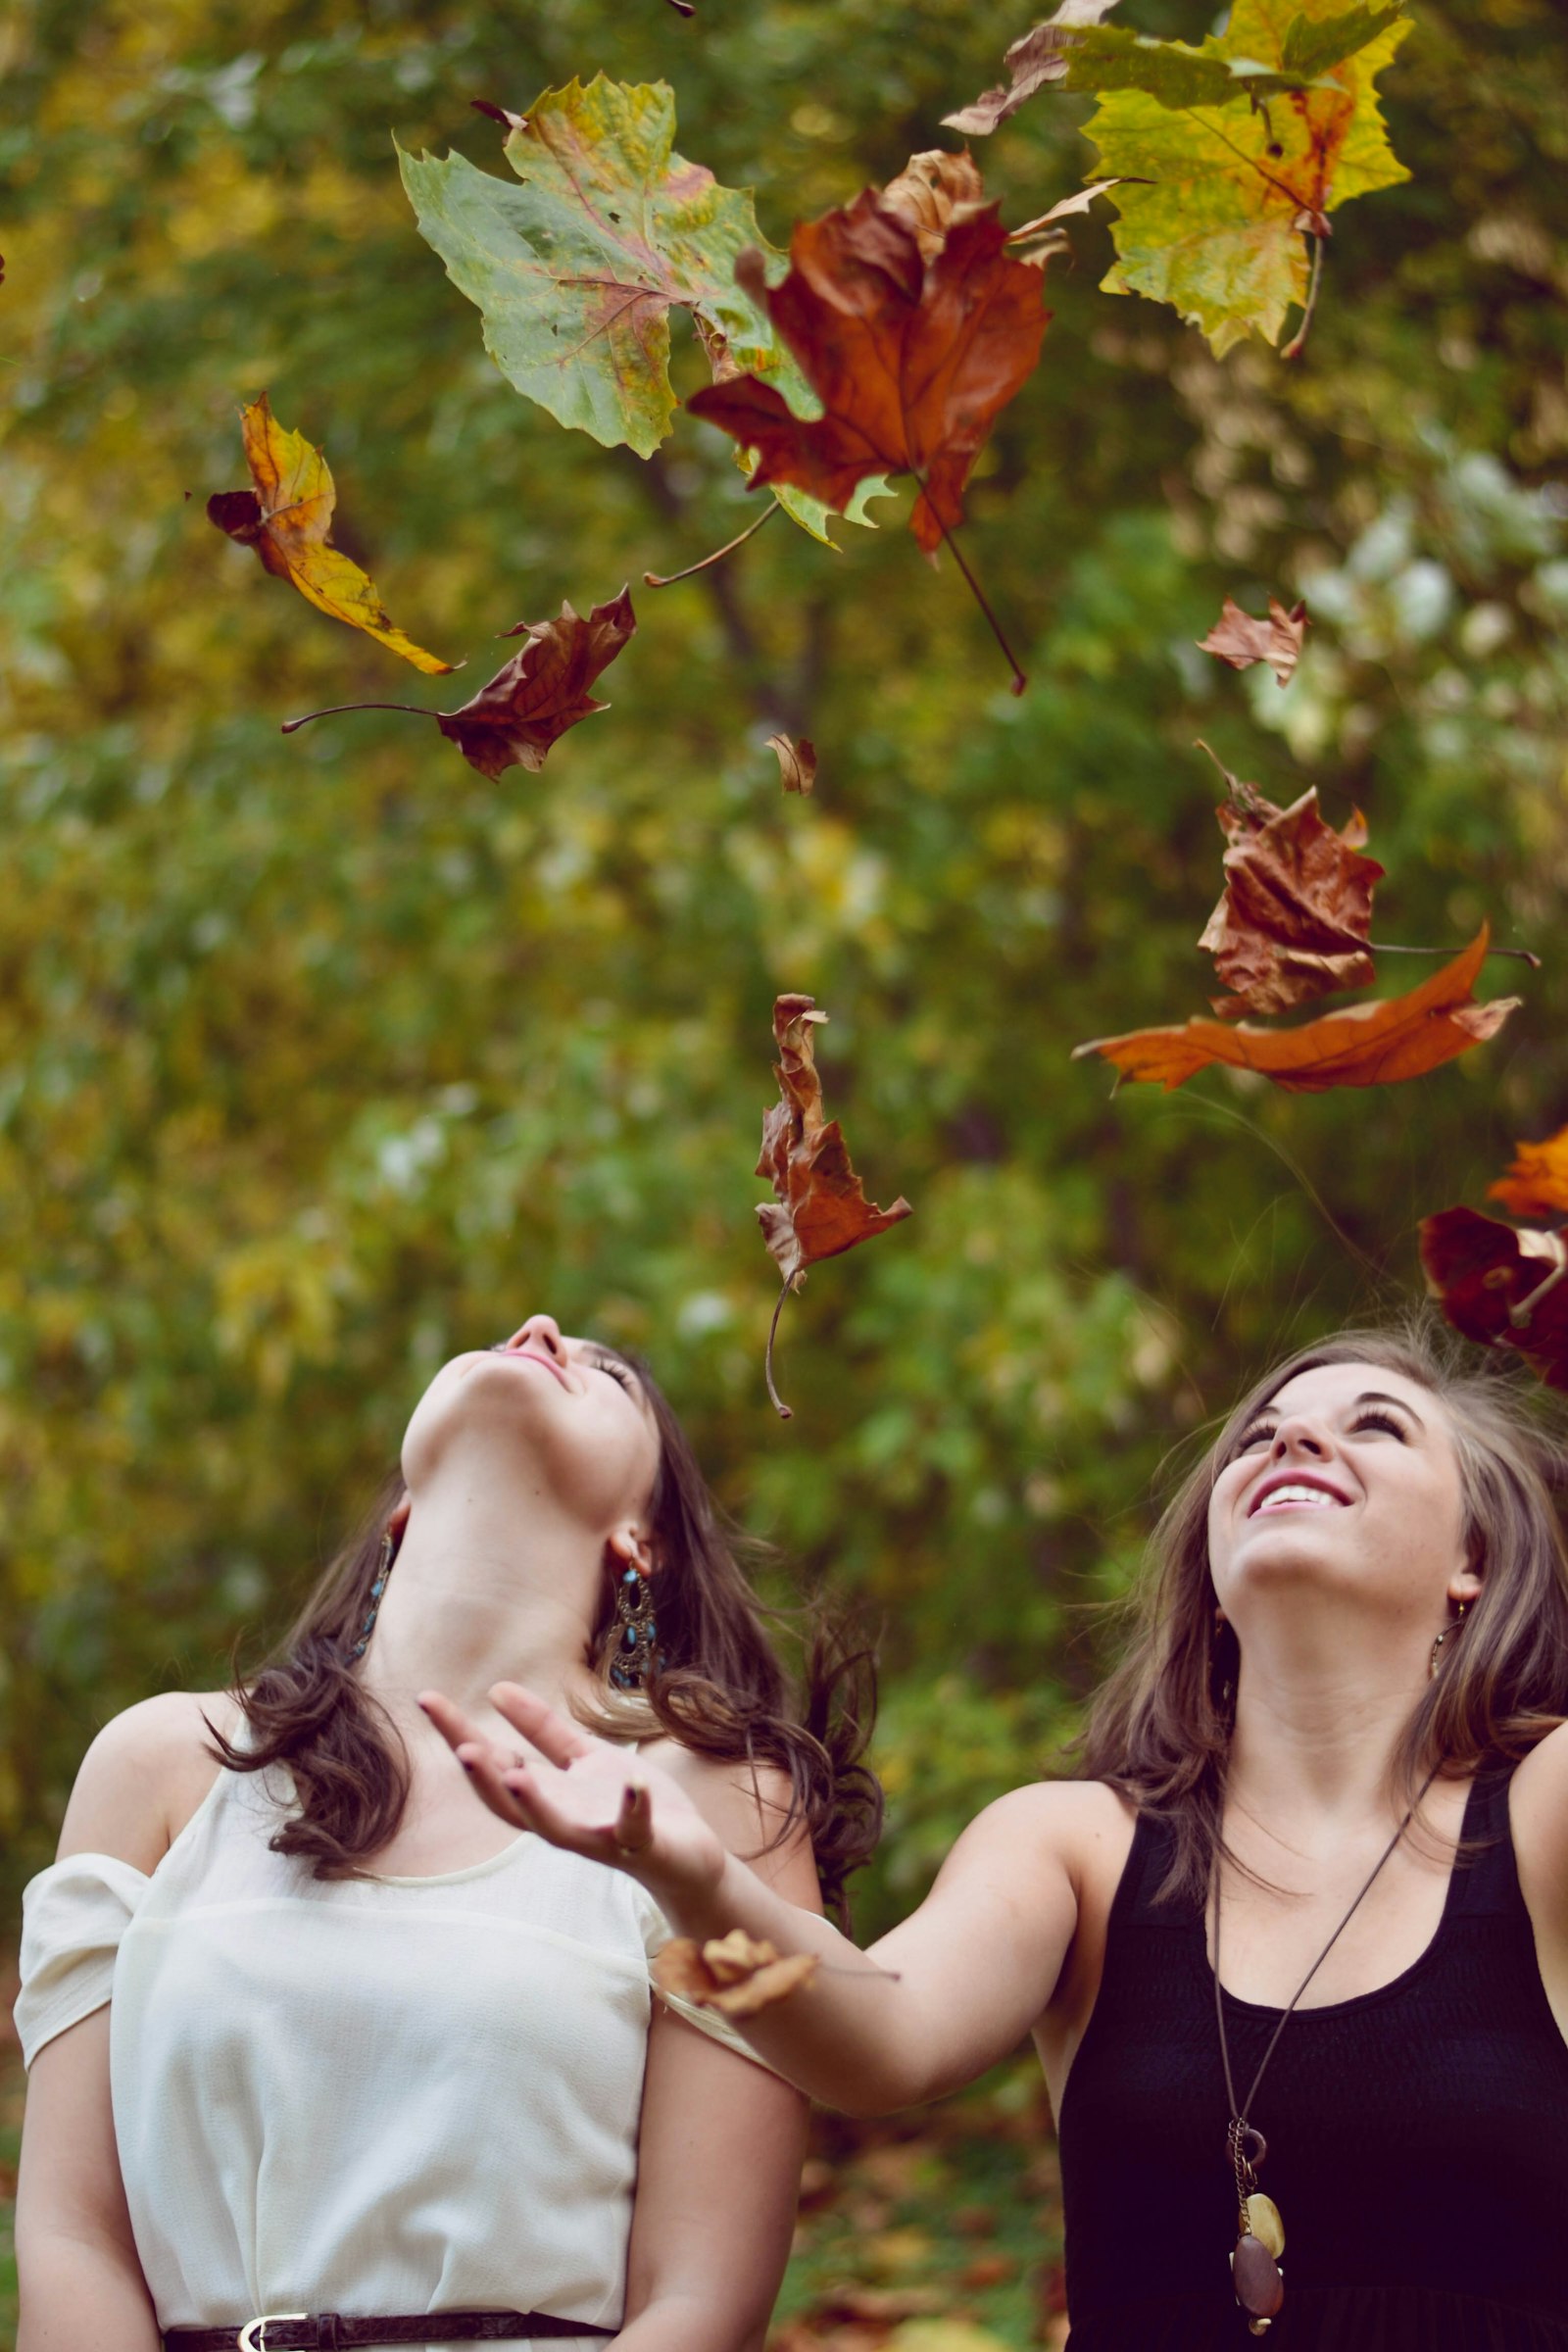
607, 1523, 658, 1580
1449, 1568, 1484, 1608
388, 1494, 413, 1542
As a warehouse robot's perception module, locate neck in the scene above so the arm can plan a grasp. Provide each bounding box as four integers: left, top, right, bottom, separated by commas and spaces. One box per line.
361, 1460, 607, 1737
1224, 1605, 1429, 1840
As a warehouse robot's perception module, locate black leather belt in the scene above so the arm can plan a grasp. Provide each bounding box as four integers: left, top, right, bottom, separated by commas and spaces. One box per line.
163, 2314, 613, 2349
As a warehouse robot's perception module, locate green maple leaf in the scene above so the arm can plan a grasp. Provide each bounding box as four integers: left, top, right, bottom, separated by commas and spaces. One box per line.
1079, 0, 1412, 355
398, 75, 881, 544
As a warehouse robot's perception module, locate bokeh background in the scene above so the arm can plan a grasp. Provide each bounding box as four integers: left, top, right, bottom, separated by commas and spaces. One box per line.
2, 0, 1566, 2340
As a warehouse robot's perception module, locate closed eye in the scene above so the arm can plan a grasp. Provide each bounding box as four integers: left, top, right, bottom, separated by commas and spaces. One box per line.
588, 1351, 637, 1396
1350, 1406, 1408, 1440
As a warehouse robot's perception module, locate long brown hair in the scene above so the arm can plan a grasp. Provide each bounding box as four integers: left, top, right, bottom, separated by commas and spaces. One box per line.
213, 1349, 881, 1921
1079, 1318, 1568, 1904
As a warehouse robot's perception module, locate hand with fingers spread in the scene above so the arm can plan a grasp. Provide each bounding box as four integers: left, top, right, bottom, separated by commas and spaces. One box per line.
419, 1682, 728, 1912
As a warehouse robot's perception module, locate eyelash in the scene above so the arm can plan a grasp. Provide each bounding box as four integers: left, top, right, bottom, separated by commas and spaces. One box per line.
592, 1356, 635, 1394
1234, 1406, 1408, 1456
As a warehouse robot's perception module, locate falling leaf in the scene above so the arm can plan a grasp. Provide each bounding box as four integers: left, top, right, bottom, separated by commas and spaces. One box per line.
1197, 761, 1384, 1016
688, 174, 1049, 558
767, 733, 816, 794
1489, 1126, 1568, 1221
944, 0, 1124, 136
397, 75, 884, 547
1004, 178, 1144, 266
1078, 1, 1412, 354
1073, 927, 1519, 1094
399, 78, 782, 459
653, 1930, 819, 2017
281, 587, 636, 776
206, 396, 454, 675
881, 149, 988, 261
1420, 1209, 1568, 1390
756, 994, 912, 1416
1199, 595, 1309, 686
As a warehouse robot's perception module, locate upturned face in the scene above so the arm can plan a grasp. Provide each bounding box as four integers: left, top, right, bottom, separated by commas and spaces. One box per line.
400, 1313, 662, 1543
1206, 1359, 1476, 1636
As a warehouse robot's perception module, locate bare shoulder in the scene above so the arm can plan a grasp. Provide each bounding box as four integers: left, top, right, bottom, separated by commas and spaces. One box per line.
57, 1688, 243, 1873
1509, 1721, 1568, 1856
945, 1777, 1136, 1890
642, 1736, 819, 1901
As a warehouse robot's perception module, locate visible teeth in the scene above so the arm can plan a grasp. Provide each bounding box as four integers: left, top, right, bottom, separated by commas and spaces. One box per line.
1258, 1484, 1336, 1510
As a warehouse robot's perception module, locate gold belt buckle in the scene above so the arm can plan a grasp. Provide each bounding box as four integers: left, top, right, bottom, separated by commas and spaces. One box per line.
236, 2316, 308, 2352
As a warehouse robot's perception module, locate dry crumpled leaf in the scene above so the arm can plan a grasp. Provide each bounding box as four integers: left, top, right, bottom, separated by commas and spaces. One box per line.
1197, 761, 1385, 1017
653, 1929, 819, 2017
688, 172, 1048, 557
767, 733, 816, 795
1003, 178, 1140, 265
756, 994, 912, 1416
944, 0, 1123, 135
1199, 595, 1309, 687
435, 588, 637, 776
207, 395, 454, 675
1487, 1126, 1568, 1221
1073, 927, 1519, 1094
881, 149, 988, 260
1420, 1209, 1568, 1391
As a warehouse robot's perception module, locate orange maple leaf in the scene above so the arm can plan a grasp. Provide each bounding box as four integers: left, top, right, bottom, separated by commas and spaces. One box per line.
687, 182, 1048, 556
1073, 927, 1518, 1094
1487, 1126, 1568, 1222
653, 1930, 819, 2019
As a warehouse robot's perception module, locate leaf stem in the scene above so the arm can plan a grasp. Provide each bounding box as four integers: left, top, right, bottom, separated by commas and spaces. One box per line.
644, 498, 782, 588
1282, 233, 1326, 362
280, 702, 436, 735
764, 1277, 794, 1421
910, 470, 1028, 695
1370, 940, 1542, 969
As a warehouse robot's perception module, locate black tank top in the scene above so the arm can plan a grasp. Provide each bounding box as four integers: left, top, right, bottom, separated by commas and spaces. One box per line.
1057, 1770, 1568, 2350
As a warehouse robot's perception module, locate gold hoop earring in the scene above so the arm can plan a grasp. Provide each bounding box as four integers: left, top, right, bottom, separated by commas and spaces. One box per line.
1429, 1597, 1468, 1681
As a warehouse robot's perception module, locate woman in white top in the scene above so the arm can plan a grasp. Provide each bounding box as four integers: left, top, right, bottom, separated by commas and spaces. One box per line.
14, 1311, 879, 2352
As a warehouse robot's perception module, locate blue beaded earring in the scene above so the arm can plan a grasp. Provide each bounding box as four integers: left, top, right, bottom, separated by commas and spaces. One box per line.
349, 1522, 400, 1663
609, 1560, 660, 1691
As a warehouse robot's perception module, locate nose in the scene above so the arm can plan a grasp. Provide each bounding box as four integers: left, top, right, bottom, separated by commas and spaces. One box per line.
509, 1314, 565, 1361
1269, 1413, 1329, 1460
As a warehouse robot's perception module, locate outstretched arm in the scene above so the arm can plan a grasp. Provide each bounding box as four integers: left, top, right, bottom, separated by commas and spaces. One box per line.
420, 1683, 1083, 2115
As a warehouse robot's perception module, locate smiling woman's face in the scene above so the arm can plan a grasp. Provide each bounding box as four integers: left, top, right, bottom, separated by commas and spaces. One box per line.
1206, 1358, 1475, 1635
401, 1314, 663, 1540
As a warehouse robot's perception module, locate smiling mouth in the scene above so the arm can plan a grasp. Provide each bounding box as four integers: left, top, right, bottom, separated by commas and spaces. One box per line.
1252, 1483, 1346, 1515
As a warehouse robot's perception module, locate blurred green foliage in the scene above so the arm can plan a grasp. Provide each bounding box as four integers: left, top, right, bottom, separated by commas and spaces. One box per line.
2, 0, 1567, 1969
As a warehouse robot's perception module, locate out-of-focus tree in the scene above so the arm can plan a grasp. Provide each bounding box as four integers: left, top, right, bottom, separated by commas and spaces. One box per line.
1, 0, 1565, 1931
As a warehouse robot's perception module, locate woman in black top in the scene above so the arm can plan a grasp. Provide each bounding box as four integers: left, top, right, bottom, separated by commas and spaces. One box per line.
426, 1322, 1568, 2349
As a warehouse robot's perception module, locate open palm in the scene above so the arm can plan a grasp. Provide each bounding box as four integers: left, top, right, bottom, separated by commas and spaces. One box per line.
419, 1681, 726, 1907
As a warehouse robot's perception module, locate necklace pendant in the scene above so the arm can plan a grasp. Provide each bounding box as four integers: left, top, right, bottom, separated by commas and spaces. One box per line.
1231, 2231, 1284, 2329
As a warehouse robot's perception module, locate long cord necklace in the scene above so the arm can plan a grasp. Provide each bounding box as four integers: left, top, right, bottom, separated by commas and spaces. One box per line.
1210, 1769, 1440, 2336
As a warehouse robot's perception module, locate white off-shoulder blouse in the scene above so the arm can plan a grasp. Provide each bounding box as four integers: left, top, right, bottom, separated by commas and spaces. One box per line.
15, 1747, 760, 2349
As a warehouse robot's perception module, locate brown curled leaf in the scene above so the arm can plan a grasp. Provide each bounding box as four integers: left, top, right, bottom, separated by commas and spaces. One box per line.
434, 587, 637, 776
1197, 759, 1384, 1017
1198, 594, 1310, 686
207, 395, 455, 675
944, 0, 1124, 135
1073, 927, 1519, 1094
653, 1931, 819, 2017
767, 733, 816, 795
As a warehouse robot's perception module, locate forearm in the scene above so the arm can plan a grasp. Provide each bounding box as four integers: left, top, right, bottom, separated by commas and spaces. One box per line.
18, 2234, 162, 2352
612, 2293, 767, 2352
647, 1849, 931, 2113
